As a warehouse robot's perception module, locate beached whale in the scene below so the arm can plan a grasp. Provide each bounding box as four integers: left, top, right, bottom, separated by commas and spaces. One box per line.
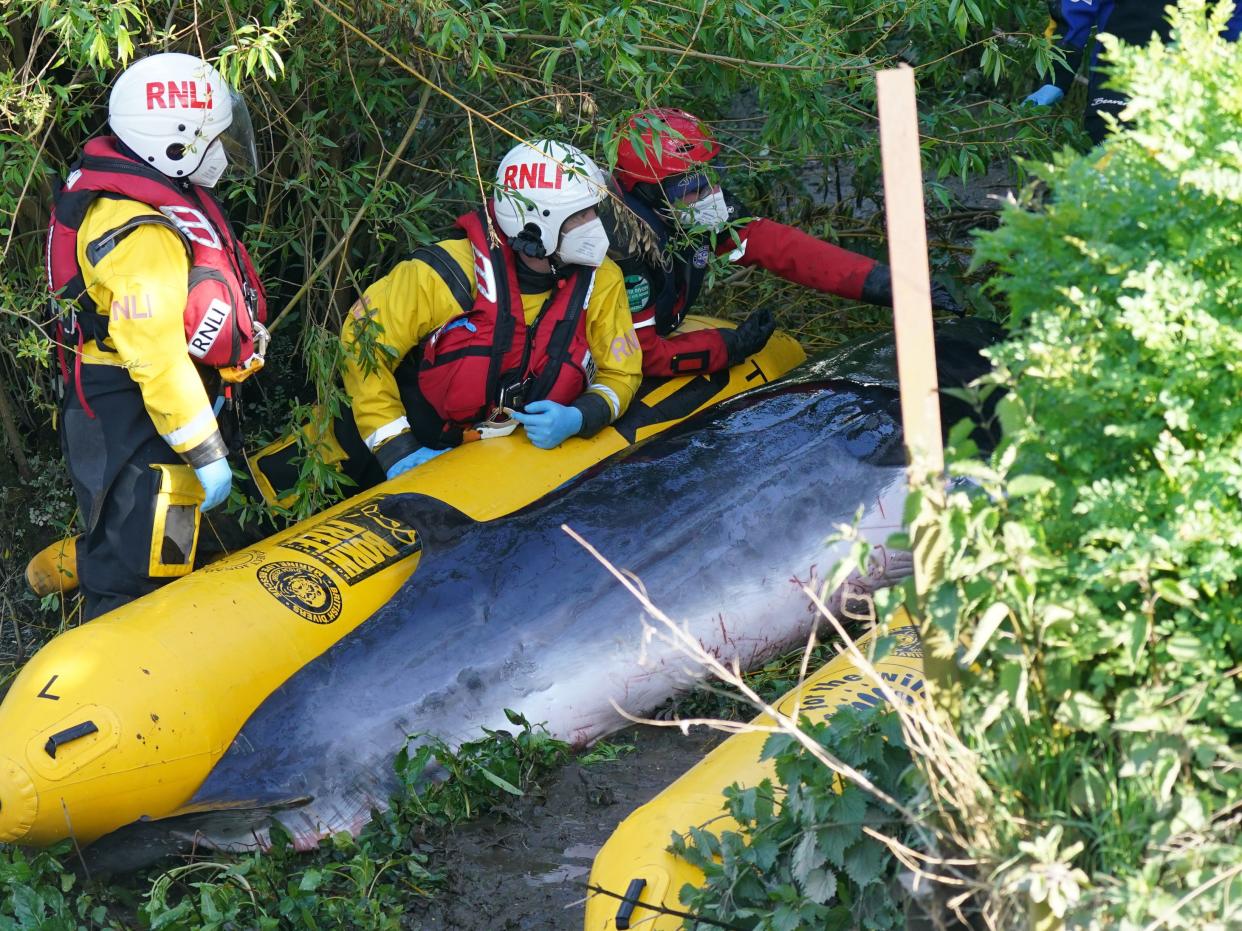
156, 319, 997, 856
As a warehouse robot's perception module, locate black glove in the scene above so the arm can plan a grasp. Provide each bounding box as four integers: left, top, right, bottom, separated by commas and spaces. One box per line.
930, 280, 965, 317
723, 308, 777, 366
860, 263, 894, 307
722, 188, 752, 224
861, 263, 965, 317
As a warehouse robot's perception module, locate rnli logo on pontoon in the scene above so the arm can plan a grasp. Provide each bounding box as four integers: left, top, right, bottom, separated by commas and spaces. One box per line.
257, 561, 343, 624
203, 548, 264, 572
279, 494, 419, 585
891, 625, 923, 659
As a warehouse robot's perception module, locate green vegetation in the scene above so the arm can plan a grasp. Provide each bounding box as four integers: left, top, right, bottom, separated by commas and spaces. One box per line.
0, 712, 567, 929
924, 4, 1241, 925
10, 1, 1228, 929
667, 5, 1241, 929
674, 706, 911, 931
0, 0, 1065, 546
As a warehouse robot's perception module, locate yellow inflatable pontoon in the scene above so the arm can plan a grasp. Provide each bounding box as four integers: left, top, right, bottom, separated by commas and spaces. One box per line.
0, 321, 804, 848
584, 609, 925, 930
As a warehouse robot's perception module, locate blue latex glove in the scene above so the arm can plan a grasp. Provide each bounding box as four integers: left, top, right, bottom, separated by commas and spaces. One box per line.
194, 457, 233, 512
512, 400, 583, 450
1023, 84, 1065, 107
385, 446, 449, 480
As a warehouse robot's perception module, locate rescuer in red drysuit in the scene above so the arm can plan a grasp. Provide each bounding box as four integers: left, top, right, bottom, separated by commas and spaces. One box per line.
608, 108, 962, 376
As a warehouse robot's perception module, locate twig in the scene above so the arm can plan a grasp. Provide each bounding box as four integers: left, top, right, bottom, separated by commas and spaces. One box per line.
0, 381, 30, 479
61, 799, 90, 879
562, 523, 920, 822
583, 882, 746, 930
1140, 862, 1242, 931
515, 33, 816, 71
267, 84, 432, 333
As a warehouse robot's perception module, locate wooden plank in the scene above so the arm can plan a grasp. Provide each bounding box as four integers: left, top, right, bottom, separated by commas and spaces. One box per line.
876, 64, 944, 482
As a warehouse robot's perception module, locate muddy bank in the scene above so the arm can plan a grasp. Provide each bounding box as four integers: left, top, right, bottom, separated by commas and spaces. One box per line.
411, 723, 723, 930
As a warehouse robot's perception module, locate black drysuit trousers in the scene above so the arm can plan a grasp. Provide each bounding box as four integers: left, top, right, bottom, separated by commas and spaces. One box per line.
61, 363, 229, 620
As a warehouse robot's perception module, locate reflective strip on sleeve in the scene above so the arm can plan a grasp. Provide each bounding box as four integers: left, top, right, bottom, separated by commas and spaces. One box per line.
590, 384, 621, 420
727, 238, 748, 263
161, 405, 216, 449
632, 317, 657, 330
364, 416, 411, 452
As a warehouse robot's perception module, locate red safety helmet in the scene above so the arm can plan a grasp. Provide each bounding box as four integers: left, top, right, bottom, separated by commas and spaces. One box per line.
614, 108, 720, 191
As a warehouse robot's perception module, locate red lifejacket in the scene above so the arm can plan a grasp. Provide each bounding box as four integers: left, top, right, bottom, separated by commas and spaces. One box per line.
46, 136, 267, 372
416, 208, 596, 426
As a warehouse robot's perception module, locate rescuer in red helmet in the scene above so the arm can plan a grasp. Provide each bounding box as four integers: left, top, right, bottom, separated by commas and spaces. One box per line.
46, 52, 268, 619
609, 108, 961, 376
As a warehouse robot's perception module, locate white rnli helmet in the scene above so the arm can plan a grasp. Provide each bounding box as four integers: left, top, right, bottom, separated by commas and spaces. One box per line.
109, 52, 257, 187
493, 140, 608, 259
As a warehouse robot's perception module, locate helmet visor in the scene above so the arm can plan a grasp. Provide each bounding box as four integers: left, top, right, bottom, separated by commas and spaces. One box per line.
661, 170, 714, 204
219, 87, 259, 176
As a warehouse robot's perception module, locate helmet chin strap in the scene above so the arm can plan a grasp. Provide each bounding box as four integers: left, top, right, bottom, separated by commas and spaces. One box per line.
509, 225, 547, 259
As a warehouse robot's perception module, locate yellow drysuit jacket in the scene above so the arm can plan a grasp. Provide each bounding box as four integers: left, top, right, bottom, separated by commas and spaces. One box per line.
341, 237, 642, 457
74, 196, 225, 467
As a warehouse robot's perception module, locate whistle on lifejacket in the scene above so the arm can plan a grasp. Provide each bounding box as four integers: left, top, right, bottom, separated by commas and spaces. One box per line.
219, 321, 270, 384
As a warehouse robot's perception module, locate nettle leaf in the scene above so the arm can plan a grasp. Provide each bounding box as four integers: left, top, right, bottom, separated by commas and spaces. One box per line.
750, 835, 781, 873
842, 839, 888, 888
1007, 474, 1055, 498
1056, 691, 1110, 733
1165, 632, 1205, 663
830, 784, 869, 828
791, 831, 827, 885
817, 824, 855, 869
771, 902, 809, 931
802, 866, 839, 904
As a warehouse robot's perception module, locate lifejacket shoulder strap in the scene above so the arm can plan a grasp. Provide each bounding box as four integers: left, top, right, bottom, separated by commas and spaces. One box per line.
526, 270, 594, 404
408, 244, 473, 313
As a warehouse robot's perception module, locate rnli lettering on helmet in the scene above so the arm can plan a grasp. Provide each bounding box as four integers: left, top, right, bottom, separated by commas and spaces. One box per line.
188, 298, 231, 359
159, 205, 222, 250
146, 81, 213, 110
472, 244, 497, 303
502, 162, 565, 190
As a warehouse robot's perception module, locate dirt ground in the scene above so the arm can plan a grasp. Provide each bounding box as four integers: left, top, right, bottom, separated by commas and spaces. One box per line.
410, 724, 723, 931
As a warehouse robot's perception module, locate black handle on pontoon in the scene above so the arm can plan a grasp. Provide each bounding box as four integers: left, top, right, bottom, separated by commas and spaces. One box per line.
615, 877, 647, 929
44, 721, 99, 758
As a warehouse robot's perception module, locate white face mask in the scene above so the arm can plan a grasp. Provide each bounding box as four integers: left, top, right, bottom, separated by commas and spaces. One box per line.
676, 188, 730, 233
188, 138, 228, 188
556, 216, 609, 267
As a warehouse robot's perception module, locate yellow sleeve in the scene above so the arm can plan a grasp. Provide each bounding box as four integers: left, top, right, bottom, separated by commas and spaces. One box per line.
77, 199, 225, 467
580, 257, 641, 429
340, 239, 475, 453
